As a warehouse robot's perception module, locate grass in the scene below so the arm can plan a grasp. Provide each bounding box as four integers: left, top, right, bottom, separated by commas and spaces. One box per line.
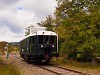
51, 57, 100, 70
0, 55, 20, 75
0, 63, 20, 75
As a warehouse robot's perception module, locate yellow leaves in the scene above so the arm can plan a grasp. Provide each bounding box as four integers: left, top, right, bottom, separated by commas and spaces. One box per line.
56, 26, 66, 39
87, 29, 92, 34
72, 25, 80, 31
74, 19, 80, 24
79, 31, 85, 37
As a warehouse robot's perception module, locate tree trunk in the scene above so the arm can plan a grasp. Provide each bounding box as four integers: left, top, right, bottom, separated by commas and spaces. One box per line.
91, 56, 97, 66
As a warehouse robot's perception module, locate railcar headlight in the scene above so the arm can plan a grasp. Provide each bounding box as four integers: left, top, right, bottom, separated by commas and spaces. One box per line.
52, 45, 55, 48
22, 49, 24, 52
41, 45, 43, 48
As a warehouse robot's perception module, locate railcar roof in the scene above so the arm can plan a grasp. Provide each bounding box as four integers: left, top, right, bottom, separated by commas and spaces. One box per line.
20, 31, 57, 42
29, 31, 57, 36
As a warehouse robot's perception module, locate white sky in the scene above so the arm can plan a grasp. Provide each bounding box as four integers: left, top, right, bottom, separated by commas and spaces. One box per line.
0, 0, 57, 42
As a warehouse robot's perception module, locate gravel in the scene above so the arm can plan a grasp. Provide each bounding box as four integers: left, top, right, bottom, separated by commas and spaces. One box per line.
10, 54, 55, 75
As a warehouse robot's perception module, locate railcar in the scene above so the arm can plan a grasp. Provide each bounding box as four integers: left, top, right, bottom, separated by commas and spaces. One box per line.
20, 31, 59, 63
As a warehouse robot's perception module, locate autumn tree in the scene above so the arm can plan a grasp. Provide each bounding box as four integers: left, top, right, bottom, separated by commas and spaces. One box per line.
0, 41, 8, 54
8, 43, 20, 53
55, 0, 100, 65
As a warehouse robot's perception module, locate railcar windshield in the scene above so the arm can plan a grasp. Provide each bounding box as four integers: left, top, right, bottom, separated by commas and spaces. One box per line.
50, 36, 56, 44
39, 35, 44, 44
38, 35, 57, 44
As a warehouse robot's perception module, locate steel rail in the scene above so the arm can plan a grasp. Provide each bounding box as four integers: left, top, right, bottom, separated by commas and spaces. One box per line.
38, 66, 61, 75
52, 64, 90, 75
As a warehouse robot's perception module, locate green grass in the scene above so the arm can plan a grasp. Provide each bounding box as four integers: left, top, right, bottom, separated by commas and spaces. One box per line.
51, 57, 100, 70
0, 55, 20, 75
0, 63, 20, 75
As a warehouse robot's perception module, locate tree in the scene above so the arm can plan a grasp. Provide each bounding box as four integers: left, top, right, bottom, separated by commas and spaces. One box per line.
55, 0, 100, 65
0, 41, 8, 54
37, 15, 55, 31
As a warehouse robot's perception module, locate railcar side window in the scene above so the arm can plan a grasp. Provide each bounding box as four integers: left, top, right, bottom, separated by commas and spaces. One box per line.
27, 38, 29, 44
30, 37, 35, 44
39, 36, 44, 44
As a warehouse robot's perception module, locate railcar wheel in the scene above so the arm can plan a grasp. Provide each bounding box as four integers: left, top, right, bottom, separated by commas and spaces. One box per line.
24, 56, 30, 62
45, 60, 50, 64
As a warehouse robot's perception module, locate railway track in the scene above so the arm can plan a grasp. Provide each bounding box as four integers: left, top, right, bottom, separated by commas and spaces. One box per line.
13, 54, 90, 75
37, 64, 90, 75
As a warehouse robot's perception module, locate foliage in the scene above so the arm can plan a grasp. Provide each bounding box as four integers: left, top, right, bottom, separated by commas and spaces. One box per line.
8, 44, 19, 53
0, 42, 8, 54
55, 0, 100, 61
0, 42, 19, 54
37, 15, 55, 31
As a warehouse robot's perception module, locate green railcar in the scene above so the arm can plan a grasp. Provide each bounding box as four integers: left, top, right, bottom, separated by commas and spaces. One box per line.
20, 31, 59, 62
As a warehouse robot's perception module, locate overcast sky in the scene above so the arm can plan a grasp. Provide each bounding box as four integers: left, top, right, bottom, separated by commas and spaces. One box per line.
0, 0, 57, 42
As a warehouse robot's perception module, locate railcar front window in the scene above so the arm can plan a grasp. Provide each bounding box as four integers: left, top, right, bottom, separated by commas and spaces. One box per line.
50, 36, 56, 44
39, 36, 44, 44
45, 36, 49, 44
